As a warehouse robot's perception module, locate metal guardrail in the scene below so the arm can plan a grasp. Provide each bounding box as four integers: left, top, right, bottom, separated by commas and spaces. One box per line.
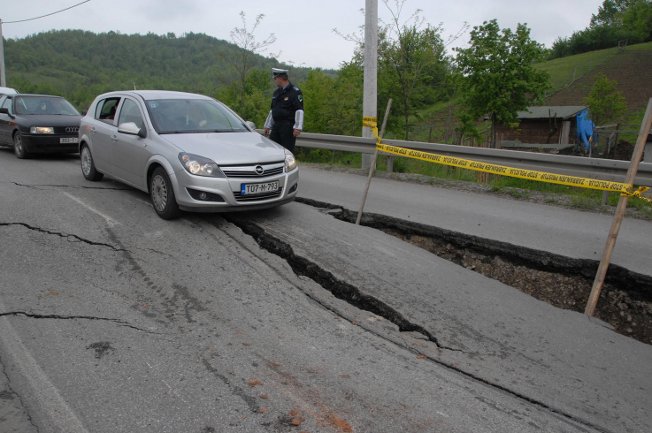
295, 132, 652, 187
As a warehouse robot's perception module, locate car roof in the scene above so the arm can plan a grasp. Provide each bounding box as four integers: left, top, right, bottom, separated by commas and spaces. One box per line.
97, 90, 213, 101
14, 93, 67, 99
0, 86, 18, 95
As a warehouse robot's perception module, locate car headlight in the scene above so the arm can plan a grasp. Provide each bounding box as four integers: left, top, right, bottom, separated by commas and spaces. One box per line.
30, 126, 54, 134
284, 149, 297, 172
178, 153, 224, 177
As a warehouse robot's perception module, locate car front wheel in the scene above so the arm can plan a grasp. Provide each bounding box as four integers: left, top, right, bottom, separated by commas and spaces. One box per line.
80, 145, 104, 181
150, 167, 181, 219
13, 134, 29, 159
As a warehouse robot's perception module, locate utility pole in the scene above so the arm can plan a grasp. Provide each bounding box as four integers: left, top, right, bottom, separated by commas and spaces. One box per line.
0, 19, 6, 86
362, 0, 378, 169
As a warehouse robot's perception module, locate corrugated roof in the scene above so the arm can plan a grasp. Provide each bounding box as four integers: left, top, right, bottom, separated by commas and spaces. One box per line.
517, 106, 586, 120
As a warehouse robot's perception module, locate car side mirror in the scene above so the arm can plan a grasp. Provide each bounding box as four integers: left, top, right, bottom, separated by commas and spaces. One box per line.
0, 107, 11, 116
245, 121, 256, 130
118, 122, 147, 138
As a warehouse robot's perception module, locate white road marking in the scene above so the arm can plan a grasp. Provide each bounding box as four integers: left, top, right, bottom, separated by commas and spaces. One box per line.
63, 192, 120, 227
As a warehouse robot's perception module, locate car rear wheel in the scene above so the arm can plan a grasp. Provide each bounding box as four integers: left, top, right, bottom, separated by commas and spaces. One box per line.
150, 167, 181, 219
80, 145, 104, 181
13, 134, 29, 159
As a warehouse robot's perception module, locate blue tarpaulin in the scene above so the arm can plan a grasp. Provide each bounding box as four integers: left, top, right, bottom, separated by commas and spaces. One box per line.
576, 109, 595, 153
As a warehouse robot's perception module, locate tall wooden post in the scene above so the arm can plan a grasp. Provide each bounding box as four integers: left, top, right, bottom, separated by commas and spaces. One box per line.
585, 98, 652, 316
356, 99, 392, 225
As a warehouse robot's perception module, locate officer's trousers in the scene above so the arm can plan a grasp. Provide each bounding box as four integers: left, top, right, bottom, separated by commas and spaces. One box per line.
269, 121, 296, 153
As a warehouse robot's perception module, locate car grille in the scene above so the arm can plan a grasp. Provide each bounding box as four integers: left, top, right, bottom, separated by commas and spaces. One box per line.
54, 126, 79, 134
233, 187, 283, 202
221, 162, 284, 178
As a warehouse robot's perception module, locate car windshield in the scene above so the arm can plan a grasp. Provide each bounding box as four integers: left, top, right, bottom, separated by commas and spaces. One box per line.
15, 96, 80, 116
146, 98, 249, 134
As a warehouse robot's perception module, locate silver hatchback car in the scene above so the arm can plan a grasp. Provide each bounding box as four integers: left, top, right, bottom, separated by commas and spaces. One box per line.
79, 90, 299, 219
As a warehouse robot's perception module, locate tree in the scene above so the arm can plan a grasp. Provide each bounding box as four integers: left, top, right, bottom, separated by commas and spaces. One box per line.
551, 0, 652, 59
584, 73, 627, 126
377, 0, 451, 139
454, 20, 550, 147
228, 12, 277, 114
217, 69, 270, 126
622, 0, 652, 41
591, 0, 632, 27
333, 0, 454, 140
378, 24, 449, 139
301, 65, 363, 135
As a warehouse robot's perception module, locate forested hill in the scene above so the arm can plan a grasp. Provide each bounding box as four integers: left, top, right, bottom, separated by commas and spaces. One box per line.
4, 30, 308, 109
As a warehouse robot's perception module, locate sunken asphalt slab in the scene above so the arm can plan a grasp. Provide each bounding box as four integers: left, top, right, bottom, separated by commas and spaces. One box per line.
237, 202, 652, 433
238, 164, 652, 433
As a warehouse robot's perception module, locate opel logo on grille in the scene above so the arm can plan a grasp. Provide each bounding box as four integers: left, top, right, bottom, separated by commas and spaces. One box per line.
65, 126, 79, 133
255, 165, 264, 175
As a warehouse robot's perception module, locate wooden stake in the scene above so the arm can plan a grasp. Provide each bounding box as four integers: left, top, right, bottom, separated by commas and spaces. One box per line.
585, 98, 652, 316
356, 99, 392, 225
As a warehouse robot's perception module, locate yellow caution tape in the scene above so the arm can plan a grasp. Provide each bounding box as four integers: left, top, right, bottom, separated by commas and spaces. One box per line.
361, 117, 650, 201
374, 142, 651, 201
362, 117, 380, 141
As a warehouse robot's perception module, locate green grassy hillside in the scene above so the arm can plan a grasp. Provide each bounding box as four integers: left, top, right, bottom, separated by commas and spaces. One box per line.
3, 30, 310, 110
542, 41, 652, 112
410, 42, 652, 144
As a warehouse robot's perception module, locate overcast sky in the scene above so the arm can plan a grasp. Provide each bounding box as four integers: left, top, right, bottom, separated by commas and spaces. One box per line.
1, 0, 603, 69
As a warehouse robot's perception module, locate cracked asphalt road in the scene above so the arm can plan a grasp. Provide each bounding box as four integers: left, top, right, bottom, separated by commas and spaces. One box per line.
0, 151, 650, 433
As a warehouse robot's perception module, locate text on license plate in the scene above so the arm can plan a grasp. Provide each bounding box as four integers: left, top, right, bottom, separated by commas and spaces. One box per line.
60, 137, 79, 144
241, 181, 279, 195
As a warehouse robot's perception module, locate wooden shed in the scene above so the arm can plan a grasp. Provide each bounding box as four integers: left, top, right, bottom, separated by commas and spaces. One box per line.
495, 106, 586, 150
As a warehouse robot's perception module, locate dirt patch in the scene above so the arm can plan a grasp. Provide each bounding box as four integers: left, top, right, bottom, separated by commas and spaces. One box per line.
385, 230, 652, 345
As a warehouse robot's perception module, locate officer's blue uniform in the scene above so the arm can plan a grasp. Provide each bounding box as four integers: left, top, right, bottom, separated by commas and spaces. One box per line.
264, 69, 304, 153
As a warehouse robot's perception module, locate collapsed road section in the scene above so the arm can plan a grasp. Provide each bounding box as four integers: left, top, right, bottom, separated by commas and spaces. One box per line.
224, 201, 652, 433
297, 198, 652, 345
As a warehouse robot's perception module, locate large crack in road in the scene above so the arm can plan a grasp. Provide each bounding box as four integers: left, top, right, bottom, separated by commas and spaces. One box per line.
0, 311, 161, 334
223, 213, 618, 433
0, 222, 128, 253
225, 215, 612, 433
297, 198, 652, 345
6, 181, 129, 191
227, 218, 449, 349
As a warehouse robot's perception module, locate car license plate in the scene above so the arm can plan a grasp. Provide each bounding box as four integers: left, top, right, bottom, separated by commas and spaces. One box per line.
241, 180, 279, 195
60, 137, 78, 144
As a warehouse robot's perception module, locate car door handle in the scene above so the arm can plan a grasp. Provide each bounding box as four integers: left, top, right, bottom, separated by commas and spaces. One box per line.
111, 135, 118, 141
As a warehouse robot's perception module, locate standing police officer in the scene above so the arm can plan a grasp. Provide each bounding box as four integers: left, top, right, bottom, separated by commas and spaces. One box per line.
264, 68, 304, 152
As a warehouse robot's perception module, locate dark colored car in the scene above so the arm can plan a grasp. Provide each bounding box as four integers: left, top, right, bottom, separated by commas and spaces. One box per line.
0, 94, 82, 158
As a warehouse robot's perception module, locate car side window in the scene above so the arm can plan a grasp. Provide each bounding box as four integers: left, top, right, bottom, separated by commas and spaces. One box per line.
1, 96, 12, 114
96, 98, 121, 123
117, 99, 146, 132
